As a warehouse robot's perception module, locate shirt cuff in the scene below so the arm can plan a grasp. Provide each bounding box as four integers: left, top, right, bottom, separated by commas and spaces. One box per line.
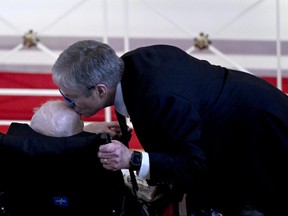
138, 151, 150, 180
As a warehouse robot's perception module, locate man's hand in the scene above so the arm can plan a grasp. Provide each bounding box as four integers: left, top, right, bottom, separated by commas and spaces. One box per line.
97, 140, 133, 171
83, 121, 122, 139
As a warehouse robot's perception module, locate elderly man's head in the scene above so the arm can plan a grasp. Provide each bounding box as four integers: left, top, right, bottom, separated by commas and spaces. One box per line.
30, 100, 84, 137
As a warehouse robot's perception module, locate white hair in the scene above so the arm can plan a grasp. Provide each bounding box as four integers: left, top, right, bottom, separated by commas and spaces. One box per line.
30, 100, 84, 137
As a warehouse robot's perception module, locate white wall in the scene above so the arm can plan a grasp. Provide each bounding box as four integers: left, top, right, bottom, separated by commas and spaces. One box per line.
0, 0, 287, 77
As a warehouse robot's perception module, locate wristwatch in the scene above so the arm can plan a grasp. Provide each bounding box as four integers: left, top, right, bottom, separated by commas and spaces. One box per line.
129, 151, 142, 171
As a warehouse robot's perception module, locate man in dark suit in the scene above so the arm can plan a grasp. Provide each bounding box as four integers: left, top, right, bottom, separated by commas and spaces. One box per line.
51, 40, 288, 216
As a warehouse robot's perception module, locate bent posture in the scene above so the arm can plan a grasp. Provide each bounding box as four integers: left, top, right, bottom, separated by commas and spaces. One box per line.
52, 40, 288, 215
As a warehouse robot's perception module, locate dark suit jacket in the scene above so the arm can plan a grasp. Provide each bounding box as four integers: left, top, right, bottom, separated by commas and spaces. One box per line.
0, 123, 126, 216
121, 45, 288, 215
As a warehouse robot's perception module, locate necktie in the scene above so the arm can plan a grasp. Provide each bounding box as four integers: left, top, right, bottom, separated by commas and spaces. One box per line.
115, 110, 131, 146
115, 110, 139, 192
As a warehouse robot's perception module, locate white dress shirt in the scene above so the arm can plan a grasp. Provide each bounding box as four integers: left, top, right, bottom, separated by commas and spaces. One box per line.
114, 83, 150, 179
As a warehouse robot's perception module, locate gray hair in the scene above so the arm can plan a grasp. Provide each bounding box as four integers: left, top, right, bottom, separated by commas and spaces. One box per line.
30, 100, 84, 137
52, 40, 124, 94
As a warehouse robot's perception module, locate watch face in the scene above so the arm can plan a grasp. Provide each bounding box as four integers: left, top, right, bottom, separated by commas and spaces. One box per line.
130, 151, 142, 170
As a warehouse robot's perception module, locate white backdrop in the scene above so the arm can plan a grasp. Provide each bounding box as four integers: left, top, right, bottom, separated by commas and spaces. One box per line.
0, 0, 287, 79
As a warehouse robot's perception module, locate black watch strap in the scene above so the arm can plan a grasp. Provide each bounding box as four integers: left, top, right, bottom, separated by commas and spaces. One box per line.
129, 151, 142, 171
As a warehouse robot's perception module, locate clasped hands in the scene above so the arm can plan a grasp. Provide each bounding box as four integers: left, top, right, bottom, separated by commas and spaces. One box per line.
98, 140, 133, 171
84, 121, 133, 171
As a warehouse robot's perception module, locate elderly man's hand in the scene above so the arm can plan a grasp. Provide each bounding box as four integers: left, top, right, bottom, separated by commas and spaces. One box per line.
84, 121, 122, 139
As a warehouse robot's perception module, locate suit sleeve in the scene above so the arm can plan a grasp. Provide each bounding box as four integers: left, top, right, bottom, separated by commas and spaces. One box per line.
131, 93, 208, 188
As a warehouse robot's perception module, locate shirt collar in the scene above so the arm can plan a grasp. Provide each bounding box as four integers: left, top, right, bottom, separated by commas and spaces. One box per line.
114, 82, 129, 117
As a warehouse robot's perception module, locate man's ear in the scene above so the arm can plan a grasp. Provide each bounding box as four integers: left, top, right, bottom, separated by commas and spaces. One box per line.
95, 84, 107, 98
